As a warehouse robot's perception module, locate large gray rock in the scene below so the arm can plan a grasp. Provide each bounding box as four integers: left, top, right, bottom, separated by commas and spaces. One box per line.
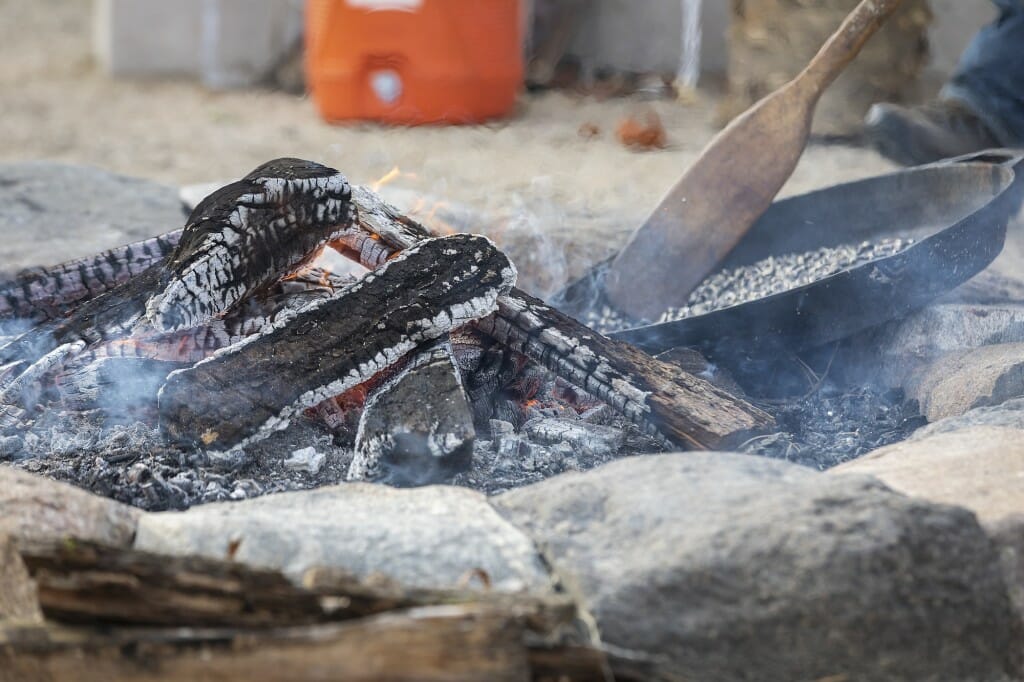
494, 453, 1019, 682
0, 467, 139, 547
916, 397, 1024, 437
840, 422, 1024, 642
906, 343, 1024, 421
833, 425, 1024, 526
135, 484, 553, 593
0, 161, 185, 271
841, 303, 1024, 390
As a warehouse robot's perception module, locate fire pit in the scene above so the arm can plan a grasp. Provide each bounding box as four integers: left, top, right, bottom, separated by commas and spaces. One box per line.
1, 156, 1022, 682
0, 155, 1020, 511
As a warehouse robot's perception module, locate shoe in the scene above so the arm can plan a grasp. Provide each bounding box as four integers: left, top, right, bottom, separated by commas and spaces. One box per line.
864, 99, 1000, 166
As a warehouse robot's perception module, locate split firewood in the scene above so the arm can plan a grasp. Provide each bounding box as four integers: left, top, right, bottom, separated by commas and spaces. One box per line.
158, 234, 516, 451
349, 338, 476, 485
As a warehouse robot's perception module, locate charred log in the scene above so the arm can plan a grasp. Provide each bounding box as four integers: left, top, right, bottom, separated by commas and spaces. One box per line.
0, 264, 165, 369
349, 339, 475, 486
158, 234, 516, 451
0, 158, 358, 421
478, 293, 774, 449
146, 158, 354, 333
54, 357, 183, 419
0, 231, 182, 324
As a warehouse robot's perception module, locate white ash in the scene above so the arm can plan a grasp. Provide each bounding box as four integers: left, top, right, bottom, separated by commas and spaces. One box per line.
587, 238, 914, 333
523, 416, 626, 456
283, 446, 326, 475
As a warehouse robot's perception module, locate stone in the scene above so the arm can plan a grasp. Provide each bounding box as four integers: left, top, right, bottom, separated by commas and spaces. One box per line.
843, 303, 1024, 390
134, 484, 553, 593
493, 453, 1019, 682
905, 343, 1024, 421
837, 424, 1024, 643
915, 397, 1024, 437
0, 467, 139, 547
832, 426, 1024, 526
349, 346, 474, 486
0, 161, 185, 273
0, 535, 41, 623
283, 447, 325, 476
987, 514, 1024, 655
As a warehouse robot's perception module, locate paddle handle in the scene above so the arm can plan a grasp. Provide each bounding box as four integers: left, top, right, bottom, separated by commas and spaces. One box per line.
797, 0, 906, 97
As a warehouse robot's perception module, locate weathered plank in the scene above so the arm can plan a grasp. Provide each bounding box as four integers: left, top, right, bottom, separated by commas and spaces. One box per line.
4, 539, 603, 682
0, 609, 534, 682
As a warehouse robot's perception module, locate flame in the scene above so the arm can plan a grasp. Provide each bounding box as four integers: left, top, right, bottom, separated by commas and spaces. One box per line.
408, 197, 457, 236
370, 166, 402, 191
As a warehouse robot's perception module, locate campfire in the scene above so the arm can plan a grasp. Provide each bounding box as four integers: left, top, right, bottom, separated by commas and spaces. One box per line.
1, 151, 1017, 512
0, 158, 780, 508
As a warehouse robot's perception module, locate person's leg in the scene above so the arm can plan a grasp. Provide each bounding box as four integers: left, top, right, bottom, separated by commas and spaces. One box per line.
942, 0, 1024, 146
865, 0, 1024, 165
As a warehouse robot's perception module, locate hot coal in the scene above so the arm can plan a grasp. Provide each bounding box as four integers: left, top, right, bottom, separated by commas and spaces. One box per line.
586, 238, 914, 333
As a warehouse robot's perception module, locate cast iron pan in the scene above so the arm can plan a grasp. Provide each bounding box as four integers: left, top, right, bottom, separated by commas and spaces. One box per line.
574, 153, 1022, 357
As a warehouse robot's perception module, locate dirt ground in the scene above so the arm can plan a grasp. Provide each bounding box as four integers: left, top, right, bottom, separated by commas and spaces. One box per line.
0, 0, 897, 233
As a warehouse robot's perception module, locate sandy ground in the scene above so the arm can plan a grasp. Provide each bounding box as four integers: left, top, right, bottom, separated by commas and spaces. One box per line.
0, 0, 898, 232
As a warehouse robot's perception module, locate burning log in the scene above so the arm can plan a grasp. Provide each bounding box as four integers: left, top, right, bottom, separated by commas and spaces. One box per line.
145, 157, 354, 333
479, 293, 772, 449
158, 234, 516, 451
349, 339, 476, 485
0, 158, 355, 369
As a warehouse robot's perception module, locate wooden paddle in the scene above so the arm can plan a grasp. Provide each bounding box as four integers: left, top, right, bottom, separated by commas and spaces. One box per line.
601, 0, 905, 321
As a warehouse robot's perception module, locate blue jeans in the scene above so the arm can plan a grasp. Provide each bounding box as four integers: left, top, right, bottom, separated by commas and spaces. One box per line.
943, 0, 1024, 145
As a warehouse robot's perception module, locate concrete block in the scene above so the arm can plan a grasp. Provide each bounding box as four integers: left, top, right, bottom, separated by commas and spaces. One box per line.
93, 0, 203, 77
92, 0, 302, 88
557, 0, 729, 83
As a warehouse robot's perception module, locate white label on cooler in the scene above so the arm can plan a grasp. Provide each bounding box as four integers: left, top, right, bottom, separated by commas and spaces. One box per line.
346, 0, 423, 10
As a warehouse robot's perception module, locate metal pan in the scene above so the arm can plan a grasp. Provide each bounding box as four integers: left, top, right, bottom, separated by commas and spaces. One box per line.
605, 154, 1022, 357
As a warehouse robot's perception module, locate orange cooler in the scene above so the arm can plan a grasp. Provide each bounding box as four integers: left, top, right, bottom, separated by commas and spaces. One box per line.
306, 0, 523, 125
